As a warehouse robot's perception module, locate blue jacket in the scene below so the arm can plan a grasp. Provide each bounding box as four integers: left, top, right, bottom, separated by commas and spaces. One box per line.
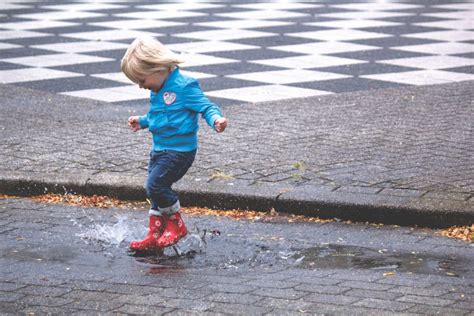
139, 68, 223, 152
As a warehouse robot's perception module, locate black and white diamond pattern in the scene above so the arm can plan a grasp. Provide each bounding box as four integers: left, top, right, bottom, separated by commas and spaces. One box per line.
0, 1, 473, 106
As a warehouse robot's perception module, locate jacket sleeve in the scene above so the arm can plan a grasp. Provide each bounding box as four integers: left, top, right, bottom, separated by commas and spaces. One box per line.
138, 114, 149, 129
183, 80, 223, 129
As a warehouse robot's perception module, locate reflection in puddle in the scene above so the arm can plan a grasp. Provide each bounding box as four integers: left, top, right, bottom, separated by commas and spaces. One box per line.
147, 266, 184, 275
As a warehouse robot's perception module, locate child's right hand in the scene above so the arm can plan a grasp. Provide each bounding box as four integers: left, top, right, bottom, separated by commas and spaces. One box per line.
128, 116, 141, 132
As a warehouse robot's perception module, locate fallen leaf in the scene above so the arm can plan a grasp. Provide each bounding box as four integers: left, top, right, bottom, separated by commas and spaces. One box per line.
439, 224, 473, 243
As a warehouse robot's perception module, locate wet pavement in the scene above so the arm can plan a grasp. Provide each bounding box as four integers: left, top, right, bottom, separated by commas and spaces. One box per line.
1, 197, 473, 314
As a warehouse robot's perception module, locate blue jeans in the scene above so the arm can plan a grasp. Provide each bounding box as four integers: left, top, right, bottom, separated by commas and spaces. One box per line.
146, 149, 196, 215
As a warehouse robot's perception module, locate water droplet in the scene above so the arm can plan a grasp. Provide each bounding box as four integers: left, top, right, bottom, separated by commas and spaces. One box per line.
76, 214, 142, 247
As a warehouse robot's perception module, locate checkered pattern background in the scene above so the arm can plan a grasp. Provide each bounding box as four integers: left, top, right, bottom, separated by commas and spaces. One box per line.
0, 1, 473, 106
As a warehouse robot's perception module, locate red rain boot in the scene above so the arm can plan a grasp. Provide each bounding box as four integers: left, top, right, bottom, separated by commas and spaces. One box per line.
129, 215, 165, 252
156, 212, 187, 248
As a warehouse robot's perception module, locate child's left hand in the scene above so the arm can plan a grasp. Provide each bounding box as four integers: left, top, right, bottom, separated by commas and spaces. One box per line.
214, 117, 227, 133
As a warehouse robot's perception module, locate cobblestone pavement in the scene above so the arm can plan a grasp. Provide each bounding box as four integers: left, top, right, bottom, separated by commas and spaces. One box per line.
0, 197, 473, 315
0, 80, 473, 226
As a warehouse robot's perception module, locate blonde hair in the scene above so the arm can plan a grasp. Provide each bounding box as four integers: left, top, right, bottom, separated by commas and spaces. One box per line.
121, 36, 184, 84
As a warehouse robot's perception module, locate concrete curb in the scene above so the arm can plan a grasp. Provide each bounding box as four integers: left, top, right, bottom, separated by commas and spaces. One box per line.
1, 172, 472, 228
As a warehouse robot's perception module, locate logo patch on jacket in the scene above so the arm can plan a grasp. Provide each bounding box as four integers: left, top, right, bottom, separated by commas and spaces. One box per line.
163, 92, 176, 105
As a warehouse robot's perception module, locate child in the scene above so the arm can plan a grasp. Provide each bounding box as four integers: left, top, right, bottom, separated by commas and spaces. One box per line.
121, 36, 227, 253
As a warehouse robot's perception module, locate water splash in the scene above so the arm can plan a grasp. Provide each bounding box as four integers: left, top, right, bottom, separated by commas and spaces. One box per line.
174, 231, 207, 254
76, 214, 142, 247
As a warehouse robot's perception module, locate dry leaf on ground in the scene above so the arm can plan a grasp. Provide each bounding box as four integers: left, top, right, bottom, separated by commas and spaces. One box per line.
440, 224, 474, 243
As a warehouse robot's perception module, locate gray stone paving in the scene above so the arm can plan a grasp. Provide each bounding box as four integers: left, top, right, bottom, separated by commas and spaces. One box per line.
0, 81, 473, 227
0, 197, 473, 315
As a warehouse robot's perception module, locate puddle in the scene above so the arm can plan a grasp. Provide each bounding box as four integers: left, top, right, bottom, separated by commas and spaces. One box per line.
3, 245, 76, 264
147, 266, 185, 275
132, 238, 311, 272
130, 242, 469, 277
73, 215, 469, 277
292, 244, 466, 277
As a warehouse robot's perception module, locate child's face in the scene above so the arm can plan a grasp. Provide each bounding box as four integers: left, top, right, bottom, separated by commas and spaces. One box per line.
138, 69, 169, 92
